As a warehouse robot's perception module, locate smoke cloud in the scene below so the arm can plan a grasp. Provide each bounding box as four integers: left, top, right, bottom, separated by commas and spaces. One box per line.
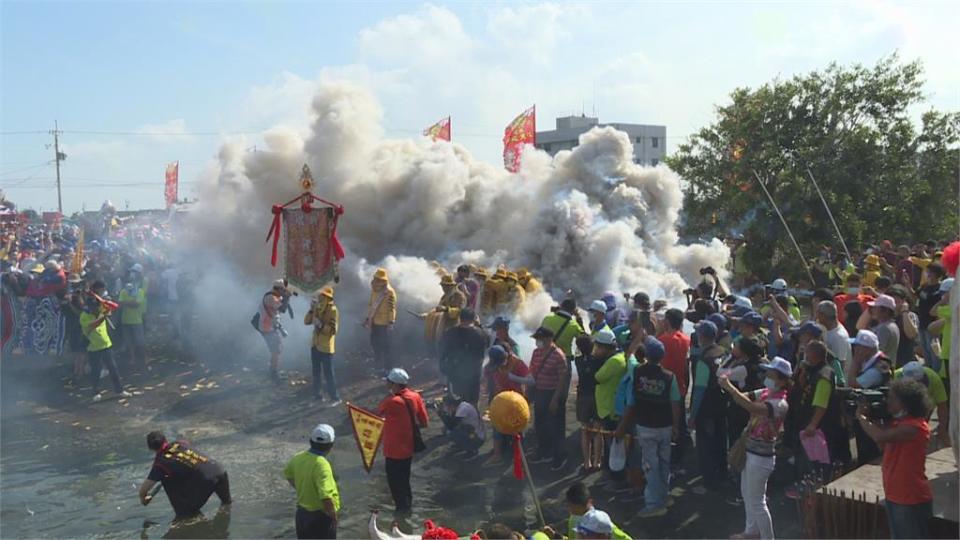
180, 81, 729, 357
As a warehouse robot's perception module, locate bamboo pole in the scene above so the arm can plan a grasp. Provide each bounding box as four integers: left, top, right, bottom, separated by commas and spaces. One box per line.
751, 169, 816, 285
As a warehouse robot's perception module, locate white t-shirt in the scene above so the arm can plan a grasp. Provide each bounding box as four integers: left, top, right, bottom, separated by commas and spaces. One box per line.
824, 324, 852, 367
161, 268, 179, 301
455, 402, 486, 441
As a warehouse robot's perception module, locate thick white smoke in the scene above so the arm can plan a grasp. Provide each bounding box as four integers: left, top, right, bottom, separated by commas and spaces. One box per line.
181, 81, 729, 353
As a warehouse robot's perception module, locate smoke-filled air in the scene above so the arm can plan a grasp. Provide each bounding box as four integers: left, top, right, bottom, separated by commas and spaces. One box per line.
182, 81, 729, 346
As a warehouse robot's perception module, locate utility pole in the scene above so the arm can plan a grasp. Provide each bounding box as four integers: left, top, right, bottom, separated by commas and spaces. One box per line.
50, 121, 66, 215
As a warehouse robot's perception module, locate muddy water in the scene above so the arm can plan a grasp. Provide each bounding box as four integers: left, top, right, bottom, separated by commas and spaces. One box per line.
0, 345, 543, 539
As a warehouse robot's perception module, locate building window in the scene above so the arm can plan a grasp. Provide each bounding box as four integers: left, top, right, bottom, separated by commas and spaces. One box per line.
635, 137, 642, 144
651, 137, 659, 148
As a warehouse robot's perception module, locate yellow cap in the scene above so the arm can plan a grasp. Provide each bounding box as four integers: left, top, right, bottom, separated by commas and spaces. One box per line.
440, 274, 456, 286
373, 268, 388, 281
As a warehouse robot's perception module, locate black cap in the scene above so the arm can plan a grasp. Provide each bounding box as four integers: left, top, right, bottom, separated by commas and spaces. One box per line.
531, 327, 555, 339
560, 299, 576, 312
460, 308, 476, 322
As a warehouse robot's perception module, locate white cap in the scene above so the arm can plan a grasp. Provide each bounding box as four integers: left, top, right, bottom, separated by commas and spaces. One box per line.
310, 423, 335, 444
594, 328, 617, 346
851, 329, 880, 350
385, 368, 410, 385
867, 294, 896, 311
769, 278, 788, 291
576, 509, 614, 536
588, 300, 608, 313
760, 356, 793, 378
900, 361, 925, 381
939, 278, 954, 294
131, 263, 144, 273
733, 295, 753, 309
272, 279, 285, 289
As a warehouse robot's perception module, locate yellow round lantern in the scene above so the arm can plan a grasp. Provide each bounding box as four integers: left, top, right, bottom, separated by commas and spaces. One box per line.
488, 390, 530, 435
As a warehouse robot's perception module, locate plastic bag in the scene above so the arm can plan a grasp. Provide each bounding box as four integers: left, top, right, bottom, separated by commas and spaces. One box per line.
801, 429, 830, 464
609, 438, 627, 472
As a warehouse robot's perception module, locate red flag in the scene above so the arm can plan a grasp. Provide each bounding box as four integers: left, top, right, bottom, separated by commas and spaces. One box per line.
423, 116, 451, 142
503, 105, 535, 172
164, 161, 179, 208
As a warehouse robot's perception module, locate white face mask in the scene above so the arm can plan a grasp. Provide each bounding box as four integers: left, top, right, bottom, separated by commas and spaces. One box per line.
763, 377, 778, 391
846, 287, 859, 295
893, 410, 907, 419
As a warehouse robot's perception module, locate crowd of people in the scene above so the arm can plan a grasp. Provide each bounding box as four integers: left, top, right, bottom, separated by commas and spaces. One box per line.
242, 239, 958, 539
3, 189, 958, 540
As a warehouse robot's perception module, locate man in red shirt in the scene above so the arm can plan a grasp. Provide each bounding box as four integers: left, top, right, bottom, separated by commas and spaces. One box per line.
658, 308, 691, 461
856, 378, 933, 539
520, 327, 568, 467
377, 368, 428, 513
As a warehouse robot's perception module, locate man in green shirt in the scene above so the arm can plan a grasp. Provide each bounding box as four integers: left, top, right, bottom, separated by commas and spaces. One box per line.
284, 423, 340, 539
896, 361, 950, 447
540, 299, 585, 358
119, 281, 148, 371
80, 281, 130, 402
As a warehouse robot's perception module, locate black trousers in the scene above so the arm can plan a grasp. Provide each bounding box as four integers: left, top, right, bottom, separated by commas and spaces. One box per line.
532, 388, 565, 462
89, 347, 123, 394
695, 414, 728, 488
385, 457, 413, 511
295, 506, 336, 539
173, 471, 232, 518
370, 325, 392, 371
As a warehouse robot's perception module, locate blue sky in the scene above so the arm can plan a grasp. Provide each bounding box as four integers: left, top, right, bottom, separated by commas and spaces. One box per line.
2, 0, 957, 213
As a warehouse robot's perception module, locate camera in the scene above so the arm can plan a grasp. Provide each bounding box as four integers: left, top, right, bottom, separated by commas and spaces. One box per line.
682, 288, 696, 296
699, 266, 715, 276
838, 387, 890, 421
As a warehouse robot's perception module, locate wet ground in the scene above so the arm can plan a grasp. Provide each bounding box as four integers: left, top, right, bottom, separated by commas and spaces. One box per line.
1, 326, 803, 539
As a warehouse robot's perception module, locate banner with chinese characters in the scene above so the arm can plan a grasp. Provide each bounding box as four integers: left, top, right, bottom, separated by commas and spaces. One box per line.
423, 116, 451, 142
503, 105, 535, 172
165, 161, 179, 208
347, 403, 385, 473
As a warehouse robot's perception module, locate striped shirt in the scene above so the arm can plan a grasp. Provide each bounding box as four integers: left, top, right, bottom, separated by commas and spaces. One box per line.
529, 344, 567, 391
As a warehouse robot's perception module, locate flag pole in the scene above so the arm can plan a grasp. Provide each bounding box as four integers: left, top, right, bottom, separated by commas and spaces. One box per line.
786, 150, 852, 263
752, 169, 816, 285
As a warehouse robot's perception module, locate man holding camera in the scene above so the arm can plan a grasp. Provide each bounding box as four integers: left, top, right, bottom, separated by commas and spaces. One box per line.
257, 279, 288, 381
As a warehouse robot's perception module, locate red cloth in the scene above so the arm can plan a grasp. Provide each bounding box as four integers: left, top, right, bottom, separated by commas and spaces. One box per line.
528, 344, 566, 390
658, 330, 691, 397
502, 106, 535, 172
881, 416, 932, 505
378, 388, 429, 460
492, 359, 529, 395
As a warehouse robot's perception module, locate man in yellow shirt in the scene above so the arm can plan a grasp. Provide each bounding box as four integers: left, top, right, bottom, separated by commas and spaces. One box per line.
364, 268, 397, 373
119, 280, 148, 371
284, 424, 340, 539
304, 287, 340, 405
80, 281, 131, 402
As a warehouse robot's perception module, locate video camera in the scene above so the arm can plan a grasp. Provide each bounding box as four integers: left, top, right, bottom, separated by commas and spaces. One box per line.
838, 387, 890, 421
699, 266, 716, 276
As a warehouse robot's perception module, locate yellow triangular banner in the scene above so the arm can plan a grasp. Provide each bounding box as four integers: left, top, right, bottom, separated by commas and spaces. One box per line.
347, 403, 385, 473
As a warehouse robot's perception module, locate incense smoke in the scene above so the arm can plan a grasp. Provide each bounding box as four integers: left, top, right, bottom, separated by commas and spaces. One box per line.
180, 81, 729, 357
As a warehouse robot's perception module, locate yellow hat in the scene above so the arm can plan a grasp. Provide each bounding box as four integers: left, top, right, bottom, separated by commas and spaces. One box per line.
440, 274, 456, 286
373, 268, 389, 281
506, 272, 518, 281
494, 268, 508, 279
865, 254, 880, 267
319, 287, 334, 299
474, 267, 489, 278
516, 268, 530, 278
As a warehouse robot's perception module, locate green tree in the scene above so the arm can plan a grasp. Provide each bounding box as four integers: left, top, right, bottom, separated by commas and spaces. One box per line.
668, 55, 959, 283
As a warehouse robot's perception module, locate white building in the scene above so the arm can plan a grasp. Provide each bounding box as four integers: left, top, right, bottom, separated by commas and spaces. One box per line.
535, 115, 667, 166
